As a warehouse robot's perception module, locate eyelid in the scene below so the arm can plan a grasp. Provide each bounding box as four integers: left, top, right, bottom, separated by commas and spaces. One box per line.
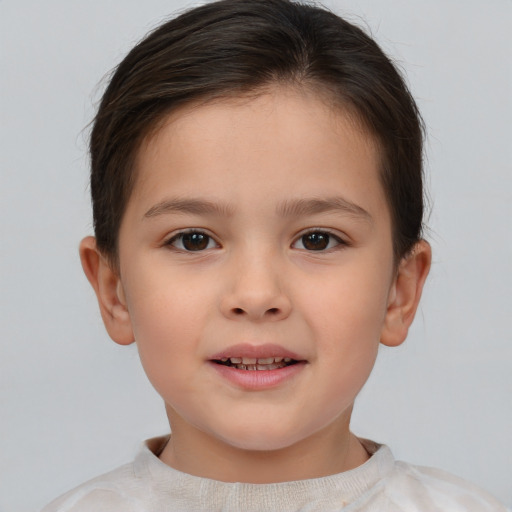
291, 228, 349, 250
162, 227, 349, 251
164, 228, 220, 251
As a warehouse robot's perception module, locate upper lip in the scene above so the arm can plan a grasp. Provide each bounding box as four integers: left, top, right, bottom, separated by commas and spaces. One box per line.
210, 343, 304, 361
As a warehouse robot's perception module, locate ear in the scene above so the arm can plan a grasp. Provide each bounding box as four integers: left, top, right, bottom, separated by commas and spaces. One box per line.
380, 240, 431, 347
79, 236, 135, 345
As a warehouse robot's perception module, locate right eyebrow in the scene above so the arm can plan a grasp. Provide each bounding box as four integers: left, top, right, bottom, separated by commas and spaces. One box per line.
143, 198, 235, 219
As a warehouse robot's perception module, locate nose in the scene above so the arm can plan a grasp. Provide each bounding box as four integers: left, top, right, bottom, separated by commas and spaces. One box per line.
220, 252, 292, 322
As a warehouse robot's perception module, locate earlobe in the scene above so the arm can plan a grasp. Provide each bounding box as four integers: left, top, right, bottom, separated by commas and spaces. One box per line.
79, 236, 135, 346
380, 240, 431, 347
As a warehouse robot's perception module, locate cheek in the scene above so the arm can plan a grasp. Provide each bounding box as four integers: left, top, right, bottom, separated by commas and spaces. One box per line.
302, 266, 390, 345
122, 275, 208, 395
125, 260, 209, 338
296, 261, 390, 396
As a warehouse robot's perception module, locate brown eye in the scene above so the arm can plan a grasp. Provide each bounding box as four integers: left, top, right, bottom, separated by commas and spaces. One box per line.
293, 231, 344, 251
168, 231, 217, 251
182, 233, 209, 250
302, 232, 329, 250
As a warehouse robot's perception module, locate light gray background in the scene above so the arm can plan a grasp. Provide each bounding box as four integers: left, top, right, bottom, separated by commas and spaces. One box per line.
1, 1, 511, 511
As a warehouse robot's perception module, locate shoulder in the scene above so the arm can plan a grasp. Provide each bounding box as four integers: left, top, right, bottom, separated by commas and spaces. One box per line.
40, 462, 150, 512
383, 459, 509, 512
41, 437, 172, 512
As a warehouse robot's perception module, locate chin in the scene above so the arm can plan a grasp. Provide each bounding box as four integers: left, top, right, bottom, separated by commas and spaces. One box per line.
214, 422, 310, 453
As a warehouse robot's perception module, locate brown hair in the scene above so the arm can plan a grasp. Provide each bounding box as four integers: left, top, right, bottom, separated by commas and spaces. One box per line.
90, 0, 425, 266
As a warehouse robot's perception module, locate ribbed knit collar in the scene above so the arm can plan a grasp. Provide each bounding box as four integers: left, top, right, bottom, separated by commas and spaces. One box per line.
133, 436, 395, 511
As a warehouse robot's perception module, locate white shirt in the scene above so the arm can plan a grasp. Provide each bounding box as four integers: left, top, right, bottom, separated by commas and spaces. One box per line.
42, 436, 509, 511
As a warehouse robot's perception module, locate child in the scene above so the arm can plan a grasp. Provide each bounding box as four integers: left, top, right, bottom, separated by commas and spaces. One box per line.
42, 0, 509, 510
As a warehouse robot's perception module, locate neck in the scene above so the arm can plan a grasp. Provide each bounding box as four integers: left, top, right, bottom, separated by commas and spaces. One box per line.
159, 407, 369, 483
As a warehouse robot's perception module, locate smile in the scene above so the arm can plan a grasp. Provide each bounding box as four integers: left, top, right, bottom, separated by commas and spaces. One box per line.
214, 356, 297, 370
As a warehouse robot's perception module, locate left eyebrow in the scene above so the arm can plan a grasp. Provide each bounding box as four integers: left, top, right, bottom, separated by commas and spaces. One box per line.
276, 197, 373, 224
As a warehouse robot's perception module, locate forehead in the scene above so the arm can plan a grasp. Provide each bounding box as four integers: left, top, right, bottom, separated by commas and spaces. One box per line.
128, 88, 387, 220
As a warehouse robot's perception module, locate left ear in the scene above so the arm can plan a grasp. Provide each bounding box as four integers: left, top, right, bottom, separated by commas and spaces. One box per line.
380, 240, 431, 347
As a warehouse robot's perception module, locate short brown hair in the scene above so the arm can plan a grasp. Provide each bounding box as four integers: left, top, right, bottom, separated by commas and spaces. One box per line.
90, 0, 425, 266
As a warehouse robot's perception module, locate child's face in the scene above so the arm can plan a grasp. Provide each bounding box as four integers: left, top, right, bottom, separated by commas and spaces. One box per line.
107, 89, 409, 453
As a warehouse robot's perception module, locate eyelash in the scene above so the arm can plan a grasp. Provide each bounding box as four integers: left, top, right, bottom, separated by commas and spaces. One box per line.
292, 229, 348, 252
164, 230, 219, 252
164, 229, 348, 252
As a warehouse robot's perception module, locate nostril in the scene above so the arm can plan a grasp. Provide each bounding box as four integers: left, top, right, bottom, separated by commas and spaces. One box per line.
233, 308, 245, 315
267, 308, 279, 315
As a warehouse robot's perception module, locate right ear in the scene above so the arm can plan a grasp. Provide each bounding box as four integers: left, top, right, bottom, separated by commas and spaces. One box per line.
79, 236, 135, 345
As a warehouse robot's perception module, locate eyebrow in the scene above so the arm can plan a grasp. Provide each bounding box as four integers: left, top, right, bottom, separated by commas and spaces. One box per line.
276, 197, 373, 223
143, 196, 372, 223
144, 198, 235, 219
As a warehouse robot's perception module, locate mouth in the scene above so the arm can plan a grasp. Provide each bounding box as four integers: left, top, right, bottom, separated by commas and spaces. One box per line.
212, 356, 300, 371
209, 345, 306, 389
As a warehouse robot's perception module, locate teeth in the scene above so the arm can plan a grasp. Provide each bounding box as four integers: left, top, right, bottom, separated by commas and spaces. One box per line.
256, 357, 274, 364
218, 356, 297, 370
235, 362, 286, 370
227, 356, 292, 365
257, 363, 282, 370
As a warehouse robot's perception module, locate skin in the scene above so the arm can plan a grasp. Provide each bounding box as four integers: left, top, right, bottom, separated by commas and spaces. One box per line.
80, 87, 431, 483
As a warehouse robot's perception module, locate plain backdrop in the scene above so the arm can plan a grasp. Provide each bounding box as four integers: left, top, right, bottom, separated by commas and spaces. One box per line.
1, 1, 511, 510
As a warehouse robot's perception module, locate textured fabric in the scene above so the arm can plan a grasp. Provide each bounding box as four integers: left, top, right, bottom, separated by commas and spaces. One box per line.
42, 436, 509, 512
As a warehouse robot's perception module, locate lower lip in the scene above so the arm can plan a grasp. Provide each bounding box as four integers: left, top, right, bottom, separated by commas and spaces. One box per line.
209, 361, 306, 390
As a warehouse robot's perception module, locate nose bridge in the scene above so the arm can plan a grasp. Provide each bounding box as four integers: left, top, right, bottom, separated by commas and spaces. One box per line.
221, 241, 291, 321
